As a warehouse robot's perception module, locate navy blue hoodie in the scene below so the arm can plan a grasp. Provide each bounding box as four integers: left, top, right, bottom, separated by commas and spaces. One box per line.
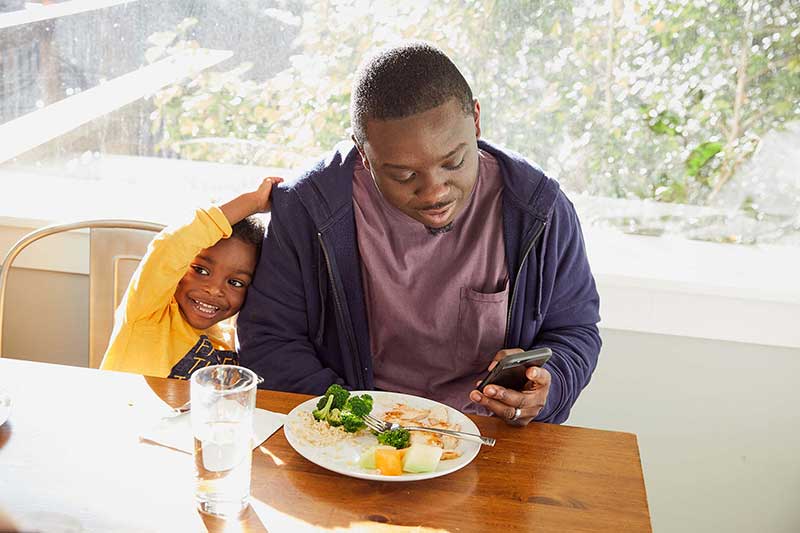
238, 140, 601, 424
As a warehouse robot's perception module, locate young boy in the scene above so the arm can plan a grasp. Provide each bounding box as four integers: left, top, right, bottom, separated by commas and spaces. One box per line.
100, 177, 282, 379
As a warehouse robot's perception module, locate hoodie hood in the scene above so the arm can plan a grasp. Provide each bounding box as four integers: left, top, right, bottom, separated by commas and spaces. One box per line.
278, 139, 560, 236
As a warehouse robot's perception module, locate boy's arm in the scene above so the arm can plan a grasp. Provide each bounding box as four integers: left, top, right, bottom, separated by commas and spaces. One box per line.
219, 177, 280, 228
121, 206, 233, 321
237, 196, 345, 394
122, 177, 282, 321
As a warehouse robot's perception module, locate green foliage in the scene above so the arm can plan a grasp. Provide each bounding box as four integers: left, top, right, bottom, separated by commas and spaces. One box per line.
686, 142, 723, 178
653, 173, 688, 204
148, 1, 799, 217
648, 111, 682, 136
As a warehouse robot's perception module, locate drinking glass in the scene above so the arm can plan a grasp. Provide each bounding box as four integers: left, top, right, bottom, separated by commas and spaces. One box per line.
190, 365, 257, 517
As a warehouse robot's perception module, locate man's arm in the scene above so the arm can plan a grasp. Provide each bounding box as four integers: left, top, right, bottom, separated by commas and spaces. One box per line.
470, 192, 601, 424
531, 194, 601, 423
236, 193, 344, 394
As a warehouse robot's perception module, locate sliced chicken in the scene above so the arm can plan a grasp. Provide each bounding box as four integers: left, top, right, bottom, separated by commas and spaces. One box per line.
380, 402, 463, 459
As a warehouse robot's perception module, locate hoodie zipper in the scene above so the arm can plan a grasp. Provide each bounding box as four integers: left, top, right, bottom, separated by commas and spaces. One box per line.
504, 221, 547, 346
317, 232, 365, 389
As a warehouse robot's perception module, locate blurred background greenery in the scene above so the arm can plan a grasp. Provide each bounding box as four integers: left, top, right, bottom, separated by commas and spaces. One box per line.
146, 0, 799, 244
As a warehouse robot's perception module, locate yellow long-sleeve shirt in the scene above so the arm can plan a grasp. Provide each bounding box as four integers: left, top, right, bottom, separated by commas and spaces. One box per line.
100, 206, 236, 378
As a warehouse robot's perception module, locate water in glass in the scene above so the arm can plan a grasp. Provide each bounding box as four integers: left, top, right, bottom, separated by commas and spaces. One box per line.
191, 365, 257, 517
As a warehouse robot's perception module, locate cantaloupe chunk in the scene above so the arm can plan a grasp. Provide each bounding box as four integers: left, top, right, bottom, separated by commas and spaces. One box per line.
401, 444, 443, 473
359, 445, 394, 470
375, 447, 403, 476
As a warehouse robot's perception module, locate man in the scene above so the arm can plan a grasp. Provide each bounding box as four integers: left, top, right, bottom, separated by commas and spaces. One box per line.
238, 41, 601, 425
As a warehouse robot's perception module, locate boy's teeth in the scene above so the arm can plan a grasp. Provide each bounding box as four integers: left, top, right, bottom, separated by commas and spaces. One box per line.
192, 299, 219, 314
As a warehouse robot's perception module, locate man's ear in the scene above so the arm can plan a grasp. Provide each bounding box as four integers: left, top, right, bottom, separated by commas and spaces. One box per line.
473, 98, 482, 139
351, 134, 371, 170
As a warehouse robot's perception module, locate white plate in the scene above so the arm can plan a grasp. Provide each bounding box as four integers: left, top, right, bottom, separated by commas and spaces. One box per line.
0, 390, 11, 427
284, 390, 481, 482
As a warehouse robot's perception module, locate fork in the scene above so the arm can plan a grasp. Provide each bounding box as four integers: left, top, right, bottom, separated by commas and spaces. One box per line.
363, 414, 496, 447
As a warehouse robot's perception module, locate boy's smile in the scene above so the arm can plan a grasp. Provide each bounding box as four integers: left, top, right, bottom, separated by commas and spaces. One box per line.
186, 295, 224, 320
174, 236, 258, 330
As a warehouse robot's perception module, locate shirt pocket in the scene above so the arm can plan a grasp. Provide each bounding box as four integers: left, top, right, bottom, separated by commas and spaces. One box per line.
456, 282, 509, 371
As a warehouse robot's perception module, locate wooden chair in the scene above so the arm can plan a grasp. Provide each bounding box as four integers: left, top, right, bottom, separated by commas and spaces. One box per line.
0, 220, 164, 368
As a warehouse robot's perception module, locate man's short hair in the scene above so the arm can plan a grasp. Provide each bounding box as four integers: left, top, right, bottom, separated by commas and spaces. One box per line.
350, 41, 474, 144
231, 215, 265, 256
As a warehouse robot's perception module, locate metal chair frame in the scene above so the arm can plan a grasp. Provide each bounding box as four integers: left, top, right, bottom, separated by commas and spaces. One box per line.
0, 219, 164, 365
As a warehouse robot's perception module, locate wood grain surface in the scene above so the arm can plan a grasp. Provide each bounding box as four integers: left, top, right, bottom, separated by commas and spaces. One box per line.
0, 358, 651, 532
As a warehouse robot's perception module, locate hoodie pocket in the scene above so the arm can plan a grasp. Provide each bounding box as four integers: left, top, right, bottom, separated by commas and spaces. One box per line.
456, 282, 509, 371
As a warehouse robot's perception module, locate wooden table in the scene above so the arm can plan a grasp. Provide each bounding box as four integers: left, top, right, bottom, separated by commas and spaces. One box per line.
0, 358, 651, 532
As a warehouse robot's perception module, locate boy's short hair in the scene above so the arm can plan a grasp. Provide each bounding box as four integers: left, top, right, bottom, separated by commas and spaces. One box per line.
231, 215, 265, 257
350, 40, 474, 144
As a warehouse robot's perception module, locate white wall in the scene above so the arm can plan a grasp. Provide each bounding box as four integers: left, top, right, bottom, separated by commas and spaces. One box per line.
569, 328, 800, 533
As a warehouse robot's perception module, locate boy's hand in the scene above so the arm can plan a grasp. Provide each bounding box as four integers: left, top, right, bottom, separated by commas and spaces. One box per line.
220, 177, 284, 226
251, 177, 284, 213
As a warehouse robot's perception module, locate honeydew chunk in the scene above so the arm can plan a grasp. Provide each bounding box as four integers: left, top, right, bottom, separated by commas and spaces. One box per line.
401, 444, 443, 473
359, 445, 395, 470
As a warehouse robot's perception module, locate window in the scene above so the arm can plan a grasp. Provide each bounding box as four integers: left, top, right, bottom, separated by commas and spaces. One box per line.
2, 0, 798, 244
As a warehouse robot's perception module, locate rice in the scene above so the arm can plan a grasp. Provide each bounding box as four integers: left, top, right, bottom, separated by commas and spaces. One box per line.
289, 410, 364, 447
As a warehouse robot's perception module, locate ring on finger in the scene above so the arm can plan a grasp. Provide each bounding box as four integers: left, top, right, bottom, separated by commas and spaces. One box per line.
509, 407, 522, 421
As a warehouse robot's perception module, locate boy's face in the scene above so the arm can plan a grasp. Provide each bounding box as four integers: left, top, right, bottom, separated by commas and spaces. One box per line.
174, 237, 258, 330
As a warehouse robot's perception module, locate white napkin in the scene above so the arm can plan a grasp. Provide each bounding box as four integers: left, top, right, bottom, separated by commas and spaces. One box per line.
141, 408, 286, 454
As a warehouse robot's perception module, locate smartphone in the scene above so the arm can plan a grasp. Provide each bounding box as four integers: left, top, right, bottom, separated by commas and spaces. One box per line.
476, 348, 552, 392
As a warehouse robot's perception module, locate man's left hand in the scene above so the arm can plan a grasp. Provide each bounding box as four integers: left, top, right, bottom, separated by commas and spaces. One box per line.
469, 348, 551, 426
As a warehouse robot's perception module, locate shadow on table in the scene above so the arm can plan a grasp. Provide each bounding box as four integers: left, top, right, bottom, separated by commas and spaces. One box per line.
257, 447, 479, 532
199, 504, 268, 533
210, 499, 453, 533
0, 506, 20, 533
0, 421, 12, 451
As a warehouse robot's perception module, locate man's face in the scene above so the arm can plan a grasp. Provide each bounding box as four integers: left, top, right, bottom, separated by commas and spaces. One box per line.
174, 237, 258, 330
355, 97, 481, 230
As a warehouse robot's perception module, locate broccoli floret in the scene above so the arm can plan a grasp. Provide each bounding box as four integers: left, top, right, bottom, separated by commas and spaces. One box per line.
315, 384, 350, 410
321, 384, 350, 409
360, 394, 373, 412
345, 394, 373, 418
376, 428, 411, 449
312, 395, 334, 422
341, 412, 366, 433
327, 408, 343, 427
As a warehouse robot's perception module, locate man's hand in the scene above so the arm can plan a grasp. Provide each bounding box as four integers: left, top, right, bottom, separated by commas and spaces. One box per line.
469, 348, 551, 426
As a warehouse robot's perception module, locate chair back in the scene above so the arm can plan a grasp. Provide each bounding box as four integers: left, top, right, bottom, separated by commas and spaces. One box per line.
0, 220, 164, 367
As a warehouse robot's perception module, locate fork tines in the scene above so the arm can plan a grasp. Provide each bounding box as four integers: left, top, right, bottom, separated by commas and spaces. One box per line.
362, 414, 385, 432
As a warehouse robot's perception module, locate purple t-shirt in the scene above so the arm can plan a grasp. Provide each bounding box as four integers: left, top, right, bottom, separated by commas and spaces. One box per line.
352, 150, 508, 413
